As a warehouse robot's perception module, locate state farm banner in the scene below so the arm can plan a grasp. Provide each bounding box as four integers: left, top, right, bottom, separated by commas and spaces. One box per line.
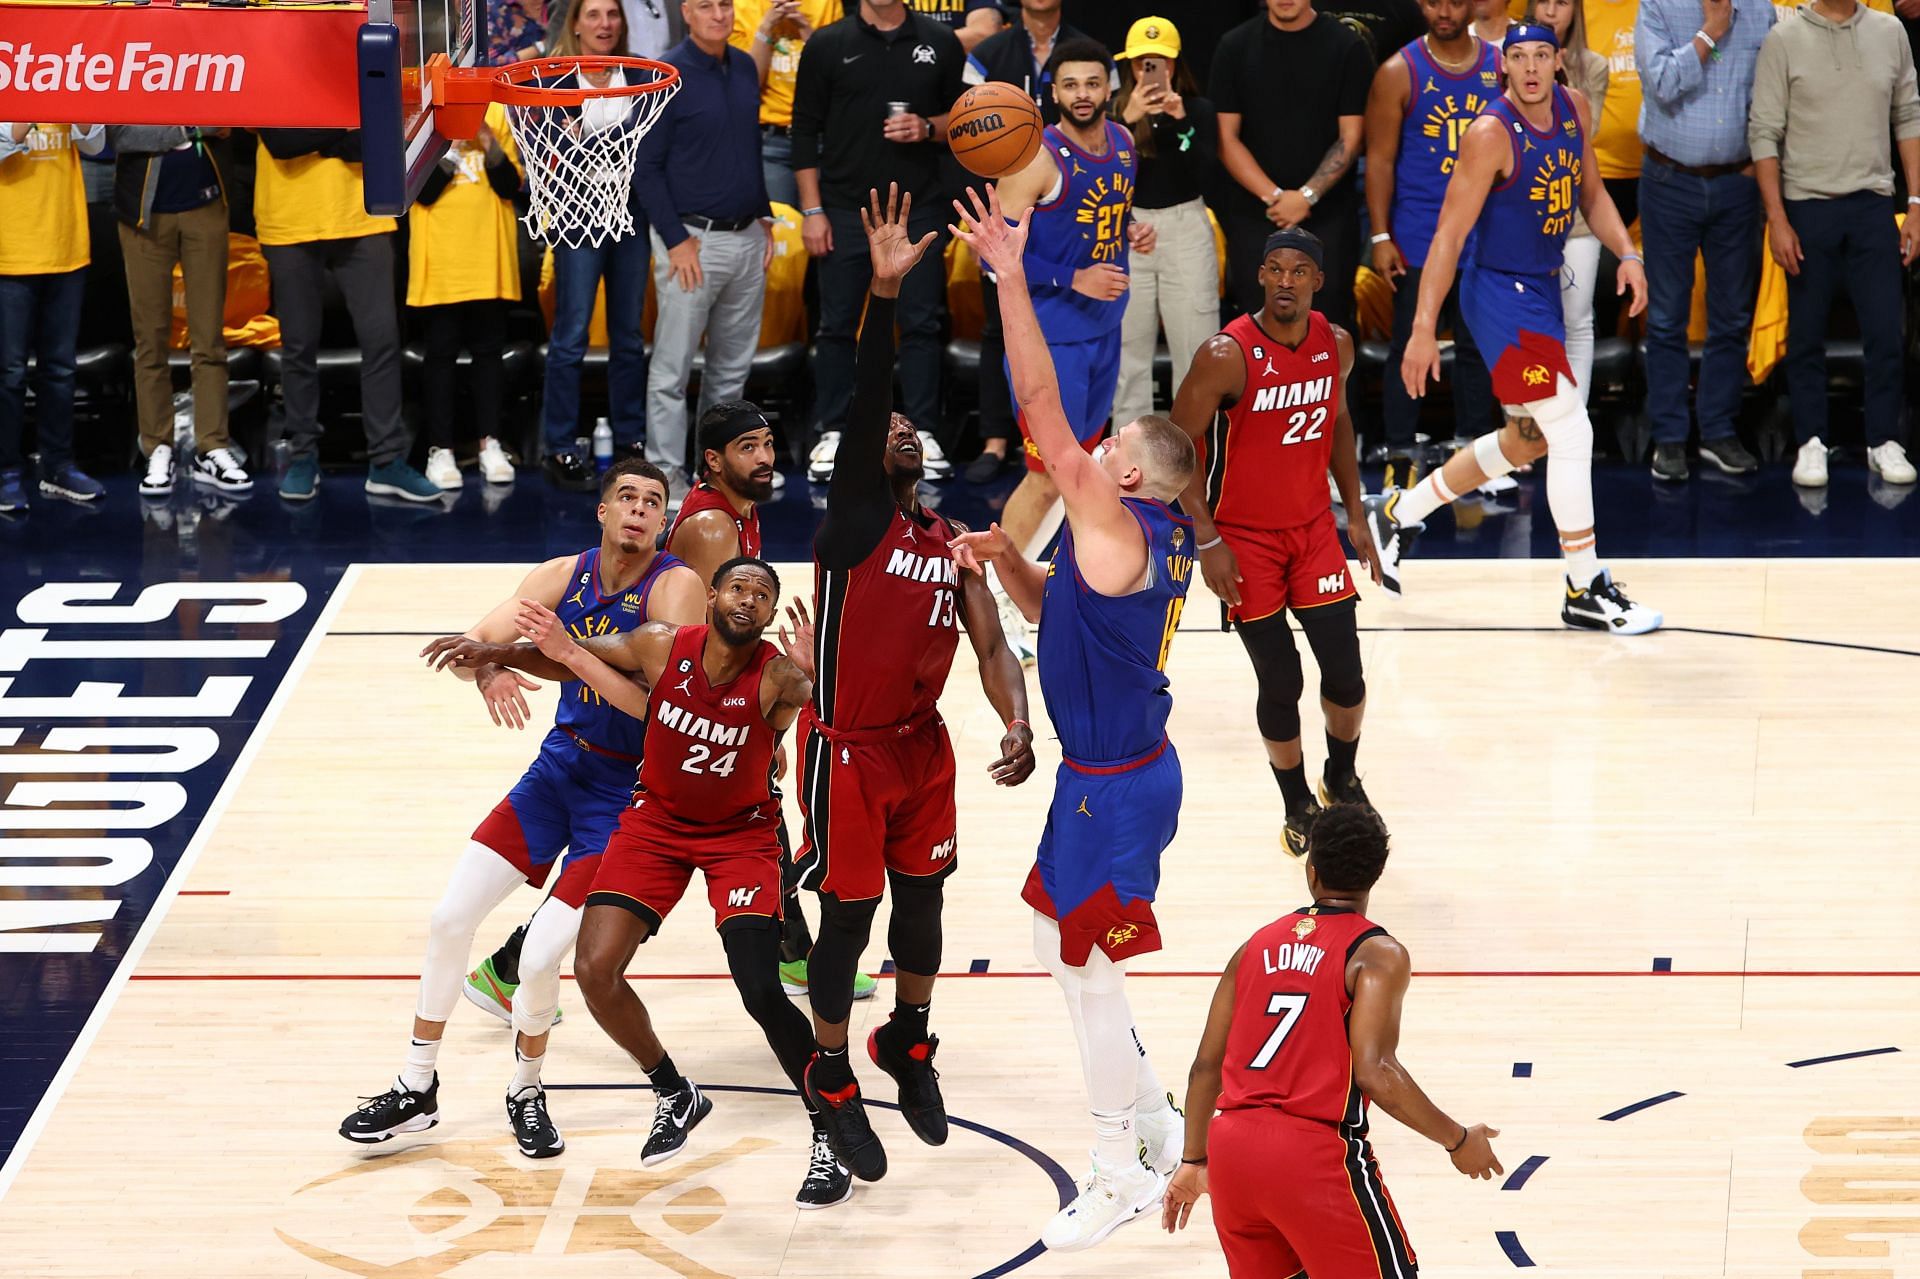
0, 4, 363, 128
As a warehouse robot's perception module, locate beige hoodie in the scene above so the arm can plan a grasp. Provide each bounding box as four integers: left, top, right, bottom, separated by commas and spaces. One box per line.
1748, 0, 1920, 201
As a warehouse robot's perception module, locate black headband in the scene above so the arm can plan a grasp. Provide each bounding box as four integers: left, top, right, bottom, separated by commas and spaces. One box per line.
1262, 228, 1325, 270
698, 404, 771, 456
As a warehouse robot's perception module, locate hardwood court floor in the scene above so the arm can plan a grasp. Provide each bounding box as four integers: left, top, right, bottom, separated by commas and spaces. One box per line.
3, 559, 1917, 1278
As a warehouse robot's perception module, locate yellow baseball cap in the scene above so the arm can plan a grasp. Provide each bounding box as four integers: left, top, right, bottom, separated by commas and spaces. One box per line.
1119, 16, 1182, 61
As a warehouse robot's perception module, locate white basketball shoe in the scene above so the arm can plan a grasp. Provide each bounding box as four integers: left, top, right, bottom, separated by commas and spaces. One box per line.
1041, 1151, 1168, 1252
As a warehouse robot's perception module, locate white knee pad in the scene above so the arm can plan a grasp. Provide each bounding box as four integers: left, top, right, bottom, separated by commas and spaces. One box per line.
1524, 376, 1596, 534
511, 897, 582, 1038
1472, 429, 1518, 479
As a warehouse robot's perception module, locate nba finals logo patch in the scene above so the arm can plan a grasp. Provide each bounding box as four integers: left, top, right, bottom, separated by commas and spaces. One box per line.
1170, 526, 1185, 550
1292, 917, 1318, 941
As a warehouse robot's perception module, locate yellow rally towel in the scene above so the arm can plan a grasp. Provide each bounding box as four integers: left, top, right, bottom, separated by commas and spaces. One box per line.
171, 233, 280, 348
1746, 226, 1790, 384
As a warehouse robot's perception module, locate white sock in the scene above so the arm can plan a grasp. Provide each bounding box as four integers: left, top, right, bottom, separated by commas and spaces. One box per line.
510, 1046, 544, 1097
1133, 1040, 1171, 1117
401, 1037, 440, 1092
1092, 1107, 1136, 1170
1561, 533, 1599, 587
1393, 470, 1458, 526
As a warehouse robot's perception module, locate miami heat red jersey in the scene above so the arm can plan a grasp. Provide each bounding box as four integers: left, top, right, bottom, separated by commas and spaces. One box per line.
635, 625, 781, 827
812, 508, 962, 731
671, 484, 762, 558
1218, 906, 1389, 1126
1207, 311, 1343, 532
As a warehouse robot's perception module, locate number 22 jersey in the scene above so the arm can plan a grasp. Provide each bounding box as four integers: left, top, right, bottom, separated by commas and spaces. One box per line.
1206, 311, 1342, 533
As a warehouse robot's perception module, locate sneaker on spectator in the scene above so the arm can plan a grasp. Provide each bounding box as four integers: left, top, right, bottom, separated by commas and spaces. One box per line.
478, 438, 515, 485
0, 467, 27, 512
807, 431, 840, 483
426, 447, 463, 490
38, 461, 104, 503
140, 444, 176, 497
191, 446, 253, 494
367, 459, 443, 503
280, 454, 320, 502
543, 451, 596, 492
1698, 435, 1758, 475
917, 431, 952, 479
1867, 441, 1916, 485
1650, 442, 1688, 482
1791, 438, 1829, 488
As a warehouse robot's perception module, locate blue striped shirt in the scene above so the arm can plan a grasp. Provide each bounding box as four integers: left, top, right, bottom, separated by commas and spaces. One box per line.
1636, 0, 1775, 167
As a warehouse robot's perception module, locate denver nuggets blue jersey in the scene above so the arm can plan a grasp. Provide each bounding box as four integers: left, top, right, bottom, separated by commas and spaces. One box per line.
1468, 87, 1584, 277
1027, 120, 1136, 337
1392, 36, 1502, 266
1037, 498, 1195, 765
553, 547, 685, 757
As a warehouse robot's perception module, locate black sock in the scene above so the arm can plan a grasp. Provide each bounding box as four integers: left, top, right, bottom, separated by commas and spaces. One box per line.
1324, 733, 1359, 789
888, 998, 931, 1042
1271, 762, 1313, 815
490, 922, 528, 985
644, 1052, 688, 1095
780, 889, 815, 964
810, 1042, 854, 1090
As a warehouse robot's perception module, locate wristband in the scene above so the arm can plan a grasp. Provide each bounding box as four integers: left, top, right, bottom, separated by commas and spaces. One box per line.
755, 28, 773, 42
1008, 718, 1030, 733
1447, 1127, 1469, 1153
1371, 231, 1393, 245
801, 207, 824, 217
1694, 28, 1716, 50
1300, 184, 1319, 206
1196, 535, 1223, 551
1909, 196, 1920, 205
1180, 1156, 1208, 1166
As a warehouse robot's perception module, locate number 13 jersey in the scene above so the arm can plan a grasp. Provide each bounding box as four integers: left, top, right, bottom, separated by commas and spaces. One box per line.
1219, 905, 1389, 1126
812, 507, 962, 733
1207, 311, 1342, 533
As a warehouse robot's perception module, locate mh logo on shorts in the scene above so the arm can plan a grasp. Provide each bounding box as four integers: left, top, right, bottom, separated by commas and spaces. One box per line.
1317, 571, 1347, 595
726, 885, 762, 908
930, 836, 956, 861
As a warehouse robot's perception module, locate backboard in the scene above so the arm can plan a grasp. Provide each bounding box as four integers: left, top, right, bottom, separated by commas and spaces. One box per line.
359, 0, 480, 215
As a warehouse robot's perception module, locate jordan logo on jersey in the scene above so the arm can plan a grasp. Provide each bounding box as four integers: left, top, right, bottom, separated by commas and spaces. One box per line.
566, 582, 588, 607
1250, 377, 1334, 413
1075, 795, 1093, 818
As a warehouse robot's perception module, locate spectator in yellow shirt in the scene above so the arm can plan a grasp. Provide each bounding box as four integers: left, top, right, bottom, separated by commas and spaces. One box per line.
0, 121, 105, 510
733, 0, 844, 206
408, 105, 525, 490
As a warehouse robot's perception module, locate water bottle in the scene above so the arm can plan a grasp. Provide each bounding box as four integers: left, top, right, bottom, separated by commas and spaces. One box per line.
592, 418, 614, 474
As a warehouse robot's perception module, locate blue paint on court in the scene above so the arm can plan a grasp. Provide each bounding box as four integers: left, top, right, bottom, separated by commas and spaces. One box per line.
1512, 1061, 1532, 1078
1787, 1046, 1901, 1068
1502, 1155, 1548, 1190
1652, 956, 1672, 972
1496, 1230, 1537, 1266
969, 958, 990, 973
1599, 1090, 1685, 1121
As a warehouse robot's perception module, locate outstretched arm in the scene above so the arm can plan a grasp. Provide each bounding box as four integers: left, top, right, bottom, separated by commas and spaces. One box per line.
955, 562, 1036, 787
951, 185, 1147, 596
1169, 335, 1243, 607
510, 601, 675, 722
815, 185, 939, 571
1348, 935, 1502, 1178
441, 554, 578, 728
948, 521, 1046, 621
1163, 945, 1242, 1232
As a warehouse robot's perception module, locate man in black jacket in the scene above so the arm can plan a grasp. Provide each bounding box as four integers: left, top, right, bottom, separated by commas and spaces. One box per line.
107, 126, 250, 498
791, 0, 964, 479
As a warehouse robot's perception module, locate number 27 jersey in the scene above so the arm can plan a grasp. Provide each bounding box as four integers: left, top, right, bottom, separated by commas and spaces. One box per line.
1219, 905, 1389, 1127
1207, 310, 1342, 532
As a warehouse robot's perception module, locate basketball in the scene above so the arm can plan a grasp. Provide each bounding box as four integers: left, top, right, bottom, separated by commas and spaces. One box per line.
946, 82, 1044, 180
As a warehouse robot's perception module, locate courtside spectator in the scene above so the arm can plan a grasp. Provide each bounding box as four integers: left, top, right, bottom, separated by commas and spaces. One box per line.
257, 127, 437, 502
0, 122, 105, 510
110, 125, 249, 498
638, 0, 776, 491
1583, 0, 1643, 224
735, 0, 842, 206
1752, 0, 1920, 488
487, 0, 550, 62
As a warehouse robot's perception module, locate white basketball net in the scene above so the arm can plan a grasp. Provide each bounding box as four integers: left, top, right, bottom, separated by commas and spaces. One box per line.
504, 70, 677, 250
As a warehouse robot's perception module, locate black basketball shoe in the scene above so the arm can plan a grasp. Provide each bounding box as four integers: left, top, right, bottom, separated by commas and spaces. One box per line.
1318, 773, 1375, 814
868, 1022, 948, 1146
340, 1075, 440, 1143
1561, 569, 1662, 635
795, 1126, 854, 1209
803, 1057, 888, 1181
507, 1086, 565, 1158
641, 1081, 711, 1167
1282, 800, 1321, 861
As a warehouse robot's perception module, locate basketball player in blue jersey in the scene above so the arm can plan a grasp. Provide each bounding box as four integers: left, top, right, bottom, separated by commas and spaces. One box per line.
339, 458, 705, 1159
1364, 0, 1501, 484
1365, 25, 1662, 635
949, 182, 1199, 1253
980, 37, 1157, 627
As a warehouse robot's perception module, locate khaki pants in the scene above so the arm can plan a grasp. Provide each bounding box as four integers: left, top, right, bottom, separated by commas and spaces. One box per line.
1115, 198, 1220, 427
119, 199, 229, 456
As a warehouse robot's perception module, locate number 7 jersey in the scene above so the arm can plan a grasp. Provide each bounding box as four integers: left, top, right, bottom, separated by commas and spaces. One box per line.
1219, 905, 1390, 1126
1206, 310, 1342, 532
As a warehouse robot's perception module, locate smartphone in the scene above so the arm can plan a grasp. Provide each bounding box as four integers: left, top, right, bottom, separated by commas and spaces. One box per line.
1136, 56, 1171, 95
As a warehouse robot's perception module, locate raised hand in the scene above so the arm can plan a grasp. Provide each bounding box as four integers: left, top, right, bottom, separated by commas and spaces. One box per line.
947, 521, 1016, 575
862, 183, 938, 287
777, 598, 816, 682
948, 183, 1030, 279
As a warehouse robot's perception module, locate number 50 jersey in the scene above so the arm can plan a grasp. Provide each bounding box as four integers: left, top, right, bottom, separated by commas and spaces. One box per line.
1206, 311, 1343, 533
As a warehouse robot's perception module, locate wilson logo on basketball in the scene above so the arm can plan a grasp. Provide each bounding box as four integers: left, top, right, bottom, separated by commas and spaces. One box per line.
0, 41, 248, 94
948, 112, 1006, 141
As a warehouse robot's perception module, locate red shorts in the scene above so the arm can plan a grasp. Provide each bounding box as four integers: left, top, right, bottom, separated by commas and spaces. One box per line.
584, 799, 783, 936
1217, 514, 1358, 625
1209, 1108, 1417, 1279
795, 713, 958, 902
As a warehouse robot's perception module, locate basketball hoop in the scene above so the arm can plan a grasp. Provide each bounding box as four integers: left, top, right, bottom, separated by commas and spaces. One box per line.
431, 55, 679, 249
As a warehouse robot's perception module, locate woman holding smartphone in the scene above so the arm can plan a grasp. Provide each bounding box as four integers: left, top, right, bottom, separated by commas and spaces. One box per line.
1527, 0, 1609, 402
1112, 16, 1220, 427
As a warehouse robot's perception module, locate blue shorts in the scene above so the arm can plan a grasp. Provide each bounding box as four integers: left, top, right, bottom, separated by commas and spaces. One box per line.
472, 728, 637, 907
1008, 324, 1123, 473
1458, 265, 1574, 405
1021, 738, 1181, 964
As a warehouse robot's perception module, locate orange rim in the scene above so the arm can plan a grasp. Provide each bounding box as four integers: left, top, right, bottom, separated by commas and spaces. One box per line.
432, 55, 679, 109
